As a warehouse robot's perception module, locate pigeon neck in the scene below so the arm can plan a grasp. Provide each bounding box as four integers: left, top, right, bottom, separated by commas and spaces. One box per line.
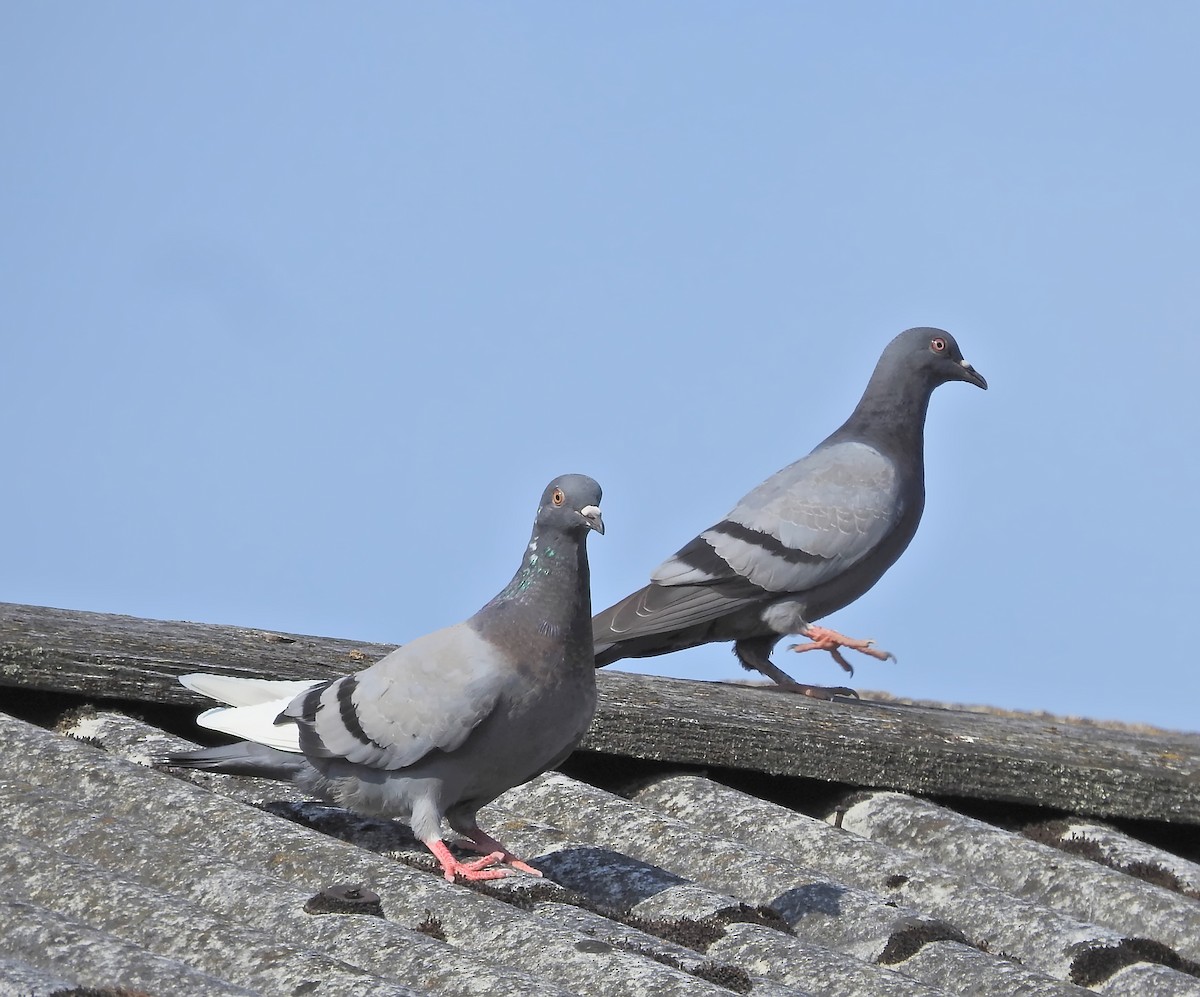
830, 377, 933, 461
483, 526, 593, 626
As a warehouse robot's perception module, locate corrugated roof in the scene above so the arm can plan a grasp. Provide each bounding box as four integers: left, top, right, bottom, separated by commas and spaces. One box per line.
2, 602, 1199, 996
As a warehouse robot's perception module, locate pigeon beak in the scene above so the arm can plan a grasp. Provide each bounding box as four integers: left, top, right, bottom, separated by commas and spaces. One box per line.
957, 359, 988, 390
580, 506, 605, 535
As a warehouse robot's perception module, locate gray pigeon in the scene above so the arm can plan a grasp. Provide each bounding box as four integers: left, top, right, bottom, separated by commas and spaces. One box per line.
169, 474, 604, 882
593, 328, 985, 698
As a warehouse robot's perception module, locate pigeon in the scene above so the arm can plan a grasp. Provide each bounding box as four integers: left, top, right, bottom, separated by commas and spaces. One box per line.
593, 328, 985, 698
168, 474, 604, 882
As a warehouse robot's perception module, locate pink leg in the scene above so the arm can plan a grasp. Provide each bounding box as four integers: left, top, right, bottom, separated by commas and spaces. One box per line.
461, 829, 543, 878
788, 625, 895, 675
424, 838, 518, 883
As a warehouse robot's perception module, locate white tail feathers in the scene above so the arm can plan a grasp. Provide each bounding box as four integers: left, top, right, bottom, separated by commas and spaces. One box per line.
180, 673, 322, 708
195, 701, 304, 753
181, 672, 321, 754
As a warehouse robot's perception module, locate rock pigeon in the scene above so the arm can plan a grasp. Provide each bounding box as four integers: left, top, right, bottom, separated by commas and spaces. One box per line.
593, 328, 985, 698
168, 474, 604, 882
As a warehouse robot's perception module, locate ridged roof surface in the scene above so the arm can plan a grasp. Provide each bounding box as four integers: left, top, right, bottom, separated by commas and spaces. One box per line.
1, 603, 1198, 996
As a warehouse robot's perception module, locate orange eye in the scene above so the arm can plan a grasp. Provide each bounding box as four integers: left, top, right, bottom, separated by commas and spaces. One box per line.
930, 337, 946, 352
552, 488, 565, 507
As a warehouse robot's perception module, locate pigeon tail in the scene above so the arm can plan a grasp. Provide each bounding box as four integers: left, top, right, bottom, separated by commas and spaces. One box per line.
179, 673, 321, 708
593, 641, 622, 667
164, 741, 309, 781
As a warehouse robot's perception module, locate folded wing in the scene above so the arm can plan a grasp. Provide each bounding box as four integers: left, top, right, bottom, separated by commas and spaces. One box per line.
599, 441, 902, 643
184, 622, 510, 773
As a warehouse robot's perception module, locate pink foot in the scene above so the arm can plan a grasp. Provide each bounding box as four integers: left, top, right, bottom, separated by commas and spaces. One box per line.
462, 829, 543, 878
787, 625, 895, 675
425, 839, 519, 882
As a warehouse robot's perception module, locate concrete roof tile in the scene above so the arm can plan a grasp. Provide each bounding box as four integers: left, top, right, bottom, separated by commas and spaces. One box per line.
838, 790, 1200, 962
0, 897, 259, 996
2, 603, 1199, 996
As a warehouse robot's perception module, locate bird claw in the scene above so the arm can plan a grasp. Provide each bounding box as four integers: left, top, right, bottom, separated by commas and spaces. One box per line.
460, 831, 544, 879
830, 648, 855, 676
499, 858, 543, 877
787, 641, 856, 676
789, 626, 895, 672
775, 681, 860, 701
449, 851, 514, 881
447, 853, 542, 882
426, 839, 537, 882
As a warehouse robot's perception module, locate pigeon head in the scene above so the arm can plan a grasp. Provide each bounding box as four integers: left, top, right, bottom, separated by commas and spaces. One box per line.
828, 327, 987, 454
883, 327, 987, 391
535, 474, 605, 537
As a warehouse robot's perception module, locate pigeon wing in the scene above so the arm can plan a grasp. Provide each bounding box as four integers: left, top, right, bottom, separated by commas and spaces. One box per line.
653, 441, 903, 596
280, 622, 511, 772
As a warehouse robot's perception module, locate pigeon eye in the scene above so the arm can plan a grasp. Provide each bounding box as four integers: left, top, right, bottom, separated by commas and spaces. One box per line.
551, 488, 565, 507
930, 337, 946, 353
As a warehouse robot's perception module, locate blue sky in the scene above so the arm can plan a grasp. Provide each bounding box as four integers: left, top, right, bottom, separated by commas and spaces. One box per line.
3, 5, 1198, 731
